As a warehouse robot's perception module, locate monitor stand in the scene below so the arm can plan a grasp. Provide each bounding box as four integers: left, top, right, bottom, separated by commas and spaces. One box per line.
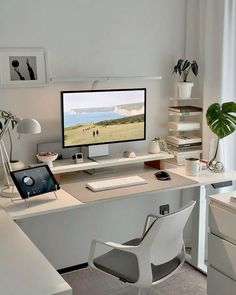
86, 144, 115, 175
88, 144, 110, 160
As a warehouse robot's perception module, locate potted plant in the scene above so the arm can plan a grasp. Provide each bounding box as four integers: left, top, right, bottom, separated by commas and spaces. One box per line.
0, 110, 25, 170
206, 101, 236, 172
148, 138, 161, 154
173, 59, 198, 99
148, 137, 175, 155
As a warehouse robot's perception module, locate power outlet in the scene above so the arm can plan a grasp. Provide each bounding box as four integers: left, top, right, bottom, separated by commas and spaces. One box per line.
160, 204, 169, 215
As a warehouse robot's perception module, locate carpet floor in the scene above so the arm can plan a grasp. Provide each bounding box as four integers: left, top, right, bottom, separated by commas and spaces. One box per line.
62, 263, 206, 295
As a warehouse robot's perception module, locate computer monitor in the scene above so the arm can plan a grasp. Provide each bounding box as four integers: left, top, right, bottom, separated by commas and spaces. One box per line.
61, 88, 146, 151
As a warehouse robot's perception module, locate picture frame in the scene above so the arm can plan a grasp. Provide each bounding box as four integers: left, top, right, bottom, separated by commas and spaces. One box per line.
0, 47, 47, 87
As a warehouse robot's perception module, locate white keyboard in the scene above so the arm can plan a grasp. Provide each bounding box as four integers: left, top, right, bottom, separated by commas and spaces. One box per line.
86, 175, 147, 192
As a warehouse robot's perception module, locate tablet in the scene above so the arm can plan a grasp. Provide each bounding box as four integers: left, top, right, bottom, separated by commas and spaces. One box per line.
10, 165, 60, 199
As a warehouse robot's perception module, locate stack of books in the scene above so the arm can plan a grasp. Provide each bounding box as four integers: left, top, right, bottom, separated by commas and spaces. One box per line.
167, 135, 202, 165
168, 105, 202, 115
167, 135, 202, 149
166, 149, 202, 166
168, 121, 200, 131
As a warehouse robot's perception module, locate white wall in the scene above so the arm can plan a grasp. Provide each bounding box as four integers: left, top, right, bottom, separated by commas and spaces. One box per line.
0, 0, 187, 167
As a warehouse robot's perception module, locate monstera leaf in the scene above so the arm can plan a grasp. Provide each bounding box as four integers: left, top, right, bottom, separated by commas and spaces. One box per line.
206, 102, 236, 139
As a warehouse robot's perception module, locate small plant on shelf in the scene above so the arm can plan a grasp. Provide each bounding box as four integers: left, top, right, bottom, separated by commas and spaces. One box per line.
154, 137, 175, 155
173, 59, 198, 82
173, 59, 199, 99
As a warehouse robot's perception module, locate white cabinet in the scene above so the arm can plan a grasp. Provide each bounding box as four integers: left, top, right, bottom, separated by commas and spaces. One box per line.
208, 193, 236, 295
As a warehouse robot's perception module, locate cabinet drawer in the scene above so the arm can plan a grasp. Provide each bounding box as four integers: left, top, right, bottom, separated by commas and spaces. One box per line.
208, 233, 236, 280
209, 204, 236, 242
207, 266, 236, 295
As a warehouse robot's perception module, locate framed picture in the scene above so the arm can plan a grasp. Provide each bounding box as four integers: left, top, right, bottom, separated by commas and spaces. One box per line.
0, 47, 47, 87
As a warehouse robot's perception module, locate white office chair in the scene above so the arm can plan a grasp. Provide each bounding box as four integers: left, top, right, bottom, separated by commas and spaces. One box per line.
88, 201, 196, 295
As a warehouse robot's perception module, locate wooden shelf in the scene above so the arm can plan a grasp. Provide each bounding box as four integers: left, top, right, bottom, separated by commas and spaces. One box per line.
50, 152, 173, 175
50, 76, 162, 83
168, 111, 202, 117
168, 128, 200, 132
169, 97, 201, 101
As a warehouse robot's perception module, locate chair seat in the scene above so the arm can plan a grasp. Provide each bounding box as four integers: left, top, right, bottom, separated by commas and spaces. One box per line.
94, 238, 181, 284
94, 238, 140, 283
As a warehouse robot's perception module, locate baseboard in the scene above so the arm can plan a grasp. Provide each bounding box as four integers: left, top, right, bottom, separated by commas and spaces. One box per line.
58, 263, 88, 274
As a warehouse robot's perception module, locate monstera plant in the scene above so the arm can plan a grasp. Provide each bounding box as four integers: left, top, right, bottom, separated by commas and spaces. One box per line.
206, 101, 236, 172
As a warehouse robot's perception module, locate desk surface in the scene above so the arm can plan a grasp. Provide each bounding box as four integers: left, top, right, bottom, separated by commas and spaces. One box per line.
167, 166, 236, 185
0, 188, 82, 220
61, 166, 198, 203
0, 207, 72, 295
1, 165, 236, 220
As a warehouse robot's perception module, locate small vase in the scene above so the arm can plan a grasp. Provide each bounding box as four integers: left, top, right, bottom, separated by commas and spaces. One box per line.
148, 140, 160, 154
176, 82, 194, 99
208, 137, 224, 172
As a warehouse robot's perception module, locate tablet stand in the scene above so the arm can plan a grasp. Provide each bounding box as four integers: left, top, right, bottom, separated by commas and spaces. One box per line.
11, 185, 59, 208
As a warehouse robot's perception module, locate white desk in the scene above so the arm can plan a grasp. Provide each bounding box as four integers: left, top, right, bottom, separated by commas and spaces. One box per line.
0, 165, 235, 281
0, 189, 82, 220
0, 207, 72, 295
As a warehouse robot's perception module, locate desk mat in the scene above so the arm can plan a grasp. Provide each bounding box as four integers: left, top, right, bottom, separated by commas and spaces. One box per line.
61, 170, 198, 203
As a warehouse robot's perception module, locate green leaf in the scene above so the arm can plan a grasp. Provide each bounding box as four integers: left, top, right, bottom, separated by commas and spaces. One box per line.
182, 60, 190, 71
206, 102, 236, 139
222, 101, 236, 113
173, 59, 198, 81
191, 61, 198, 76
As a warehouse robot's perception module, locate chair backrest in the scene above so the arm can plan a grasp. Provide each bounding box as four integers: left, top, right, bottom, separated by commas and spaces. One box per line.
140, 201, 196, 265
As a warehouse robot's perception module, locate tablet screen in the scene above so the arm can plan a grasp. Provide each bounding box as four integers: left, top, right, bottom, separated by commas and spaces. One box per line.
10, 165, 60, 199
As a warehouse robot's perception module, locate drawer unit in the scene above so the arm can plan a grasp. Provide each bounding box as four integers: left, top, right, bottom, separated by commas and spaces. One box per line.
208, 194, 236, 294
208, 233, 236, 280
209, 203, 236, 241
207, 266, 236, 295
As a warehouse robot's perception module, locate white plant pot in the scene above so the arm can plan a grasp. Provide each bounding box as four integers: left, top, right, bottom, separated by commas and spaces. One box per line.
177, 82, 194, 99
148, 141, 160, 154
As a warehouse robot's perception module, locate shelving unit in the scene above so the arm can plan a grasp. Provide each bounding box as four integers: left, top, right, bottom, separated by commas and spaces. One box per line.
50, 151, 174, 176
49, 76, 162, 84
166, 97, 203, 166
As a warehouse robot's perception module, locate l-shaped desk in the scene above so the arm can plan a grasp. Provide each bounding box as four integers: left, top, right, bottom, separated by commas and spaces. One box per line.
0, 154, 236, 294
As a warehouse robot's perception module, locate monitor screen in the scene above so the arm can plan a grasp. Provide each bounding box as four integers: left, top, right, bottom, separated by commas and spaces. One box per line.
61, 88, 146, 148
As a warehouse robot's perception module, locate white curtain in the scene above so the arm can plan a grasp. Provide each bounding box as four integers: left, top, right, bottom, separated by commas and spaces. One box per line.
221, 0, 236, 170
186, 0, 236, 170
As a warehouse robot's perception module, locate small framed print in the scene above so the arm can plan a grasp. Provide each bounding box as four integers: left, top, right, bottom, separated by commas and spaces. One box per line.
0, 47, 47, 87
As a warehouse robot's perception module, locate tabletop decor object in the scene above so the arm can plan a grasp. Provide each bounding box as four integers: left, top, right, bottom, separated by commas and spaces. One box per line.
148, 138, 161, 154
206, 101, 236, 172
152, 137, 175, 155
37, 152, 58, 168
173, 59, 198, 99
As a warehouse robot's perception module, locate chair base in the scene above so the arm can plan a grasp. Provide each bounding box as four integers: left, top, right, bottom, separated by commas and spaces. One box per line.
111, 286, 163, 295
